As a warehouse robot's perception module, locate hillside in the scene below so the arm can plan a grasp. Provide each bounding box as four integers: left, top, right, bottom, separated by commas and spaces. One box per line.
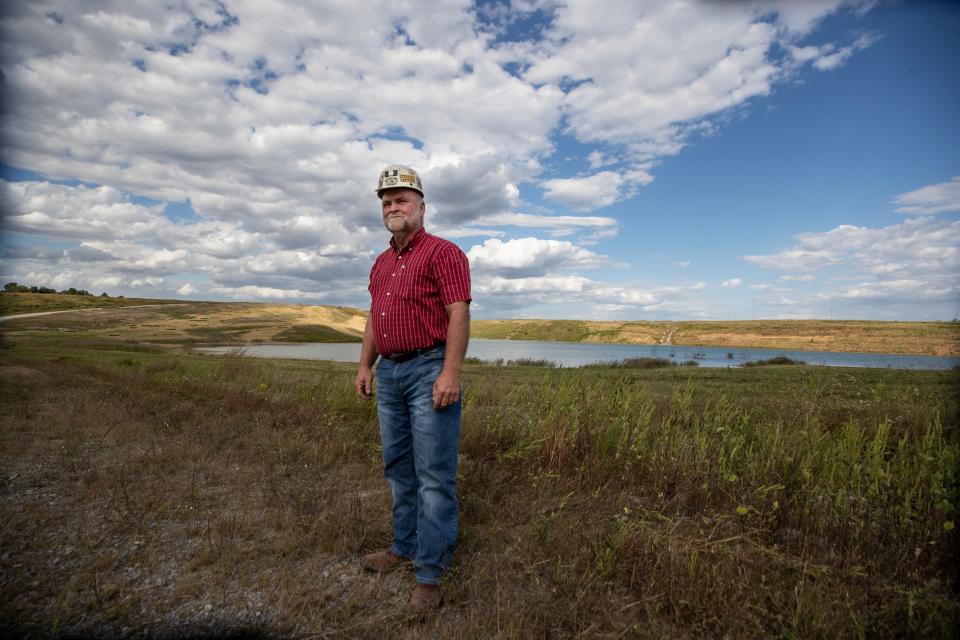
2, 294, 956, 355
470, 318, 960, 356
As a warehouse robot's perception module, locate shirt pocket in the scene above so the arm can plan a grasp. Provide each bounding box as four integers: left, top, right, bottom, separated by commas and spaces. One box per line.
400, 267, 437, 301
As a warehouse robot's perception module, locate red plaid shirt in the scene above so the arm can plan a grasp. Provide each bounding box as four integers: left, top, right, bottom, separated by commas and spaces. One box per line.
368, 227, 472, 355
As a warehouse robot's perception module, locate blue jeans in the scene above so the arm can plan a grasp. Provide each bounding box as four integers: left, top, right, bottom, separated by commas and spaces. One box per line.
375, 346, 461, 585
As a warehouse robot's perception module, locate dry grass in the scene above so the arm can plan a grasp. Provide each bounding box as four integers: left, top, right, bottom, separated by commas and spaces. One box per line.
0, 292, 179, 315
5, 295, 957, 355
0, 301, 367, 346
472, 319, 960, 356
1, 329, 957, 638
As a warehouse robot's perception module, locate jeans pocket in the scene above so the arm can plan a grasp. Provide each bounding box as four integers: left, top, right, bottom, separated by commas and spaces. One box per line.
421, 347, 446, 362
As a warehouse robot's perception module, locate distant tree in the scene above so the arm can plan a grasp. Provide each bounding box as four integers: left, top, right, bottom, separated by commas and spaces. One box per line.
100, 292, 109, 297
3, 282, 90, 295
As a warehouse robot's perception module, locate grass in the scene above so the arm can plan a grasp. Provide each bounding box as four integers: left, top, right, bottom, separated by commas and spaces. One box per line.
0, 292, 179, 315
581, 357, 698, 369
1, 323, 958, 638
4, 294, 957, 355
742, 356, 807, 367
272, 324, 362, 343
0, 300, 367, 346
464, 357, 558, 367
473, 318, 960, 356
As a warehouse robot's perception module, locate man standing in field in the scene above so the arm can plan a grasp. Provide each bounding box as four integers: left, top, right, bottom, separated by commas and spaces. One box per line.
354, 164, 471, 613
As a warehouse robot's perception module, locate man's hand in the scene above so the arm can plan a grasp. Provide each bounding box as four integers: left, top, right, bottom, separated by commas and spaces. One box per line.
432, 368, 460, 409
356, 366, 374, 399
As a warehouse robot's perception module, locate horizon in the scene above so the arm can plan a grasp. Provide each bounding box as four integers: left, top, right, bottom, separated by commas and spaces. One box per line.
4, 287, 957, 325
1, 1, 958, 321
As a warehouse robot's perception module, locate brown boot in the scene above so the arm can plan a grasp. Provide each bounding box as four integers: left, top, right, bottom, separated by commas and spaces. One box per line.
360, 549, 407, 573
407, 583, 443, 614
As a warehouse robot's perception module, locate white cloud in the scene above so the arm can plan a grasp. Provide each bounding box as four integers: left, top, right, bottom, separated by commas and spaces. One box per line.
746, 218, 960, 275
721, 278, 743, 288
466, 237, 606, 277
522, 0, 870, 164
587, 151, 616, 169
176, 283, 198, 296
472, 273, 710, 317
893, 176, 960, 215
481, 212, 618, 234
540, 171, 625, 211
0, 0, 889, 316
208, 284, 342, 301
743, 216, 960, 316
812, 279, 958, 304
129, 276, 166, 288
1, 180, 168, 240
742, 248, 844, 271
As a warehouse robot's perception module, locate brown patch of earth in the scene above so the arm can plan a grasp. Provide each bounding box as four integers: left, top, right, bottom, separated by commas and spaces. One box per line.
0, 366, 51, 383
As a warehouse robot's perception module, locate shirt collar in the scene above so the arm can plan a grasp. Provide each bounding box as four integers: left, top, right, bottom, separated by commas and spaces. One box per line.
390, 226, 427, 254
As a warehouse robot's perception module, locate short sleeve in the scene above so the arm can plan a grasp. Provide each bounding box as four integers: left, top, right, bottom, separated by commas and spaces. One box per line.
434, 243, 472, 306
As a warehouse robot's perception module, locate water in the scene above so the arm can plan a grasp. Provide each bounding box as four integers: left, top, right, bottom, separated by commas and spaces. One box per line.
196, 338, 960, 371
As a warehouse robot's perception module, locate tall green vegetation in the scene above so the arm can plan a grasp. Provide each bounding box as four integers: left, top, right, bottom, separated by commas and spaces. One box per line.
3, 281, 98, 296
2, 334, 957, 638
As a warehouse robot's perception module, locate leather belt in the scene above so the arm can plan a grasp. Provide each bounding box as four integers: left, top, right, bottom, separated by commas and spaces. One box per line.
381, 341, 445, 363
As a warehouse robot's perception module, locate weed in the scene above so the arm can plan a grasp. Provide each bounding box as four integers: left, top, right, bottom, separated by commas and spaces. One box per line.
1, 331, 957, 638
743, 356, 807, 367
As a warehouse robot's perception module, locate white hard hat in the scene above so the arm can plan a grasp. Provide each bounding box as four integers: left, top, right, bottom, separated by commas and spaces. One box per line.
375, 164, 424, 198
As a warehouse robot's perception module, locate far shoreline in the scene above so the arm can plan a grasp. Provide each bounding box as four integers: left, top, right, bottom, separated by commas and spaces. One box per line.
1, 293, 957, 357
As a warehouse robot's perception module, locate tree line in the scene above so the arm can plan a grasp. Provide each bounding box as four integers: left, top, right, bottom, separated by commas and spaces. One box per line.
3, 282, 108, 297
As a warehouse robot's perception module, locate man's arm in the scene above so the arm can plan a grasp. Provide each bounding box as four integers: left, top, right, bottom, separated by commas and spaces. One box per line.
355, 315, 378, 399
432, 300, 469, 409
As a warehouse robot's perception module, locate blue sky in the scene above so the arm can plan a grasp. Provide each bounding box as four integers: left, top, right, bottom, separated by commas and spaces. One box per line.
1, 0, 958, 320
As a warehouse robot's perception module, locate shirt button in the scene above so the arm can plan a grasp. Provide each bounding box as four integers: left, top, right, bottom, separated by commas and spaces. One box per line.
386, 292, 391, 296
381, 312, 385, 316
391, 273, 395, 277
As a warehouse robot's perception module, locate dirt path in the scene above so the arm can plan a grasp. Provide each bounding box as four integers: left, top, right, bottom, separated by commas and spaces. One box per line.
658, 324, 678, 344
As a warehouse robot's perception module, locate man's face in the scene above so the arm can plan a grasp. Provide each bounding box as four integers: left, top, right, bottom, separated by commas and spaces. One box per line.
380, 188, 425, 234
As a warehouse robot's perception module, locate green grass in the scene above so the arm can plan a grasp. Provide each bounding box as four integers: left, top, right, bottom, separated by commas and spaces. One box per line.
582, 357, 698, 369
1, 330, 958, 638
464, 356, 558, 367
272, 324, 362, 343
743, 356, 807, 366
0, 292, 178, 315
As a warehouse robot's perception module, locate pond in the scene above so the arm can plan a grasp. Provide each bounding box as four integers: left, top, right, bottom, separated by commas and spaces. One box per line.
196, 338, 960, 370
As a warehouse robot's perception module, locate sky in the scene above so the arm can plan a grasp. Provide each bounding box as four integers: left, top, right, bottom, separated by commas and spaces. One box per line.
1, 0, 958, 321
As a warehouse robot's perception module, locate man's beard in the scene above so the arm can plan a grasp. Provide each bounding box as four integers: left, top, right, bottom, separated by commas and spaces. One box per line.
385, 216, 411, 232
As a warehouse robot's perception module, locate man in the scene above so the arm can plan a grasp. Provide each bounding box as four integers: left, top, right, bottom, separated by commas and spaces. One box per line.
354, 164, 471, 613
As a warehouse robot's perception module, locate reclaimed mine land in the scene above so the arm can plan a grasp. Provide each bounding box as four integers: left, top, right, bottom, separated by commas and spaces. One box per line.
2, 292, 958, 355
1, 293, 958, 638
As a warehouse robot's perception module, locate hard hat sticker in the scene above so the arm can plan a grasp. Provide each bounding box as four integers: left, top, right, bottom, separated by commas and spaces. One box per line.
385, 177, 398, 185
400, 174, 415, 183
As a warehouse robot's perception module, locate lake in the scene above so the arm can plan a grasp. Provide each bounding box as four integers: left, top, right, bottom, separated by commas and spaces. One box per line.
197, 338, 960, 370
